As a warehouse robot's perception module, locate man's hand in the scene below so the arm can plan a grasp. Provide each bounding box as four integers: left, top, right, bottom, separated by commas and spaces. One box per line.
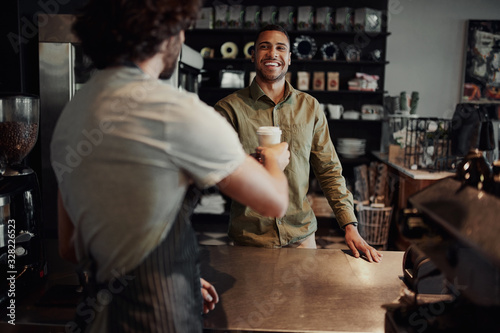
344, 224, 383, 263
256, 142, 290, 170
201, 278, 219, 314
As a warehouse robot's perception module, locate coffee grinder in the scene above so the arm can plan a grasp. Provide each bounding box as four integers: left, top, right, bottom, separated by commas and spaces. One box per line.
0, 93, 46, 305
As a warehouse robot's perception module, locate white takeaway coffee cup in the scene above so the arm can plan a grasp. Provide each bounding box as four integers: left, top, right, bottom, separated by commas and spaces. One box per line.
257, 126, 282, 147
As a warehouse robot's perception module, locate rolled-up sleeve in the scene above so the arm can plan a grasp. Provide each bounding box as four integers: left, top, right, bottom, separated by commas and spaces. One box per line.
309, 105, 358, 227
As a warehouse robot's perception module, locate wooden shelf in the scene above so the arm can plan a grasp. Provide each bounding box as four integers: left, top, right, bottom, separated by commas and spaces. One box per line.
189, 28, 391, 36
198, 87, 387, 107
329, 118, 383, 122
199, 86, 385, 94
202, 58, 389, 65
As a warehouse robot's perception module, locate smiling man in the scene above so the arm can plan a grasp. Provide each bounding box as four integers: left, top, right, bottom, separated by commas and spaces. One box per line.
215, 24, 382, 262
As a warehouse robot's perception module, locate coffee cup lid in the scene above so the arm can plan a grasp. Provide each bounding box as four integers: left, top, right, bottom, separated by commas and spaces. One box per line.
257, 126, 281, 135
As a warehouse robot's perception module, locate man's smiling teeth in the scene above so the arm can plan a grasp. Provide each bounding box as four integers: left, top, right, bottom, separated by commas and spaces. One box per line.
264, 61, 280, 67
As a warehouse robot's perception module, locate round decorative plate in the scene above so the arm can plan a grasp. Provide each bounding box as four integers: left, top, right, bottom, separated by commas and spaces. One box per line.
320, 42, 339, 60
220, 41, 238, 59
344, 45, 361, 62
293, 35, 317, 60
243, 42, 255, 59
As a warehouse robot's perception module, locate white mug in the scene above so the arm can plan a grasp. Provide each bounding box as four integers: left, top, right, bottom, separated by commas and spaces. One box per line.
327, 104, 344, 119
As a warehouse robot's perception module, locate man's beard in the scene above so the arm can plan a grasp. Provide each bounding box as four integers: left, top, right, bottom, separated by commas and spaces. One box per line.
256, 67, 287, 83
160, 37, 182, 79
161, 61, 177, 79
160, 53, 179, 79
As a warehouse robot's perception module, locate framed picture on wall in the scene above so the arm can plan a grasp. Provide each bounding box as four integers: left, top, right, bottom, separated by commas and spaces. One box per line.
462, 20, 500, 103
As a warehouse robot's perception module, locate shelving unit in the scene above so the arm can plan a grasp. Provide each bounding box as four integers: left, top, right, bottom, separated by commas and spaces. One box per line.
186, 0, 389, 214
186, 0, 389, 111
328, 119, 383, 181
187, 29, 388, 108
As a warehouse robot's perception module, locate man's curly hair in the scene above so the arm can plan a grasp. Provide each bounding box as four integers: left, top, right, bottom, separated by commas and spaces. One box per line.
72, 0, 202, 69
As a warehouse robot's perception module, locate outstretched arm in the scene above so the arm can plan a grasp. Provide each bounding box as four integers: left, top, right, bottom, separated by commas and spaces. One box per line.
217, 143, 290, 218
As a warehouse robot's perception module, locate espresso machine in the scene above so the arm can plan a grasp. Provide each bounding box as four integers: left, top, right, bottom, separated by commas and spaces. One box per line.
0, 93, 46, 304
386, 177, 500, 332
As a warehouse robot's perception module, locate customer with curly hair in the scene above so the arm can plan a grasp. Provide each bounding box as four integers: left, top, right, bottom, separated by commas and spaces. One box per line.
51, 1, 290, 332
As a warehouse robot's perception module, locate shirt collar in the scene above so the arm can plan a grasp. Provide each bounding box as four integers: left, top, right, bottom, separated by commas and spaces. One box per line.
249, 78, 294, 104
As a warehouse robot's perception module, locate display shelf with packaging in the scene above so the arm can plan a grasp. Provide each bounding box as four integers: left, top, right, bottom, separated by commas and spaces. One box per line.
186, 0, 389, 112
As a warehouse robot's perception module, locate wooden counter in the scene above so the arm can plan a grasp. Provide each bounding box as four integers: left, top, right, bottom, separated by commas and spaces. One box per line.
1, 245, 405, 333
372, 152, 454, 209
201, 246, 404, 333
371, 152, 455, 250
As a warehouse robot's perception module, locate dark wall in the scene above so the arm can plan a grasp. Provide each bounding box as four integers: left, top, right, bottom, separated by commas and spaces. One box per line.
0, 1, 22, 93
0, 0, 87, 94
1, 0, 87, 236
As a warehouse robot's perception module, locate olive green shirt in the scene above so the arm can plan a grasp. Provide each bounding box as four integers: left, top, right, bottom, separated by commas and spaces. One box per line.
214, 79, 357, 248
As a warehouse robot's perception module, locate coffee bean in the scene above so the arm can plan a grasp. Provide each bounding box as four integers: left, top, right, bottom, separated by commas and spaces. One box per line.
0, 121, 38, 164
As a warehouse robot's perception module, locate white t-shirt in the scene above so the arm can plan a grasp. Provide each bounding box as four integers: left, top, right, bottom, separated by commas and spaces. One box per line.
50, 66, 246, 282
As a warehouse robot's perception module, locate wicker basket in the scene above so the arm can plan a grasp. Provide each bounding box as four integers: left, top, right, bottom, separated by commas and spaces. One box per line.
357, 204, 393, 250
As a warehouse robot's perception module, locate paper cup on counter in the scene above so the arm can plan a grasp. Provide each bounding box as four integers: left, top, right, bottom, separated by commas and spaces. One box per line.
257, 126, 282, 147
